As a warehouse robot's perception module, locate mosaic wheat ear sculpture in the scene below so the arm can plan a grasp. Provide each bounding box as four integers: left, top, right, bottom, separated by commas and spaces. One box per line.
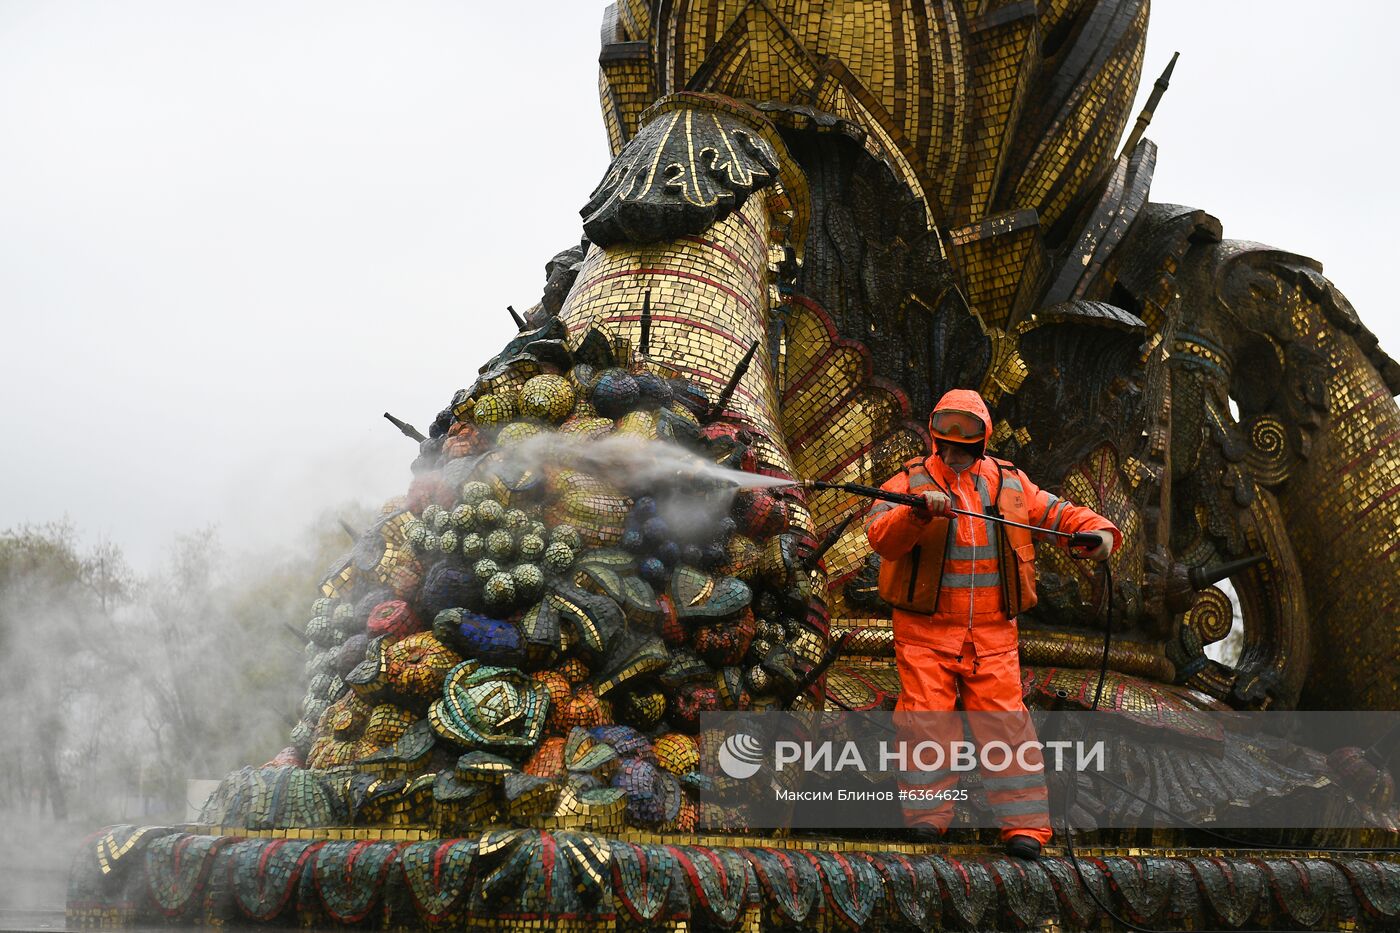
70, 1, 1400, 929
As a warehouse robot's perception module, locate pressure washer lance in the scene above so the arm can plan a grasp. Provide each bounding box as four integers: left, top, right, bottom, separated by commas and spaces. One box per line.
787, 480, 1104, 550
780, 631, 854, 711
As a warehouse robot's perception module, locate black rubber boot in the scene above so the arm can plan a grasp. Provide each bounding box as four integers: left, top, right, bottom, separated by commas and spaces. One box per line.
1004, 835, 1042, 860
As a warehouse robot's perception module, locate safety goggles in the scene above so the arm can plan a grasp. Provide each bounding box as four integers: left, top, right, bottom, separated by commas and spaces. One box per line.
929, 409, 984, 442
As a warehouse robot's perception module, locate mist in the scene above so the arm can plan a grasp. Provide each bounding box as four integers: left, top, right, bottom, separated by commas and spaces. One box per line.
0, 509, 371, 914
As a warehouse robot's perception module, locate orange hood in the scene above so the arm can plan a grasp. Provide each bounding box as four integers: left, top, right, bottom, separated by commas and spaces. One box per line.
929, 389, 993, 446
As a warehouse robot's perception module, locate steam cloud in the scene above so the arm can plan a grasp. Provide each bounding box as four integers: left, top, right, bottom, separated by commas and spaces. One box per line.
0, 510, 368, 913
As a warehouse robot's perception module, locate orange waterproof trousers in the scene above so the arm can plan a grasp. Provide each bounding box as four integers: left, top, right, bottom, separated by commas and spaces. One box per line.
893, 637, 1052, 844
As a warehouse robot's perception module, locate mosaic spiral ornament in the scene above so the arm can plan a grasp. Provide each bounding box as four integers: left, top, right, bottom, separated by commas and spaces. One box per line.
1244, 414, 1294, 486
1185, 585, 1236, 644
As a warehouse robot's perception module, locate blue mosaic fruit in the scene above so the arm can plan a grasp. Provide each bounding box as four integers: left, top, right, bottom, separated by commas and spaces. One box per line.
634, 372, 673, 407
591, 369, 640, 418
639, 557, 668, 585
642, 516, 670, 544
633, 497, 658, 520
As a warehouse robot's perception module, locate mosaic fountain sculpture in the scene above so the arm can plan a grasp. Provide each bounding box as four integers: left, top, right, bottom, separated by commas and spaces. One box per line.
70, 1, 1400, 929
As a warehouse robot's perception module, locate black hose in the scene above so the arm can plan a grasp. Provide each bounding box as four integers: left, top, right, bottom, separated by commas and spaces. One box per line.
1059, 560, 1389, 932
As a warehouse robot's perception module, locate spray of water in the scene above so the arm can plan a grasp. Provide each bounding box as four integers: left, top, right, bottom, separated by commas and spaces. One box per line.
487, 431, 791, 492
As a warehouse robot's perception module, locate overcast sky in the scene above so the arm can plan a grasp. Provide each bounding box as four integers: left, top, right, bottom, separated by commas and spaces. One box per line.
2, 2, 1396, 569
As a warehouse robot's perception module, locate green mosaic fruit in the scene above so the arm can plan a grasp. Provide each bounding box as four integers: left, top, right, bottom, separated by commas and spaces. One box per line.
290, 721, 313, 749
503, 508, 529, 531
303, 696, 330, 721
308, 673, 333, 699
422, 504, 443, 526
483, 573, 517, 608
331, 605, 358, 635
497, 421, 543, 448
311, 597, 334, 616
474, 559, 501, 581
306, 616, 337, 647
526, 520, 547, 539
549, 524, 583, 551
461, 481, 492, 504
511, 563, 545, 599
472, 391, 518, 426
518, 533, 545, 562
405, 520, 428, 549
422, 533, 441, 553
476, 499, 505, 526
486, 529, 516, 560
544, 541, 576, 573
519, 373, 577, 423
439, 529, 459, 553
461, 533, 484, 559
432, 510, 452, 533
450, 504, 475, 530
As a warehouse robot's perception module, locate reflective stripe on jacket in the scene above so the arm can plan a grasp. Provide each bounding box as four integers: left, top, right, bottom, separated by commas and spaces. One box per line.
867, 455, 1036, 617
863, 389, 1120, 653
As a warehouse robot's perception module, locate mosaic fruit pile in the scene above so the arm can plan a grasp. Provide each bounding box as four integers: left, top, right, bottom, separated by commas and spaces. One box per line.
209, 317, 825, 832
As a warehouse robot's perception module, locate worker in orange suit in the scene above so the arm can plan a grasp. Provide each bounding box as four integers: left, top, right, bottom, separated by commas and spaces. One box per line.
865, 388, 1119, 859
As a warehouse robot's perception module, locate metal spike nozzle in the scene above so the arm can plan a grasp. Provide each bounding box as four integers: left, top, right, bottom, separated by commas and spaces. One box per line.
1189, 552, 1266, 590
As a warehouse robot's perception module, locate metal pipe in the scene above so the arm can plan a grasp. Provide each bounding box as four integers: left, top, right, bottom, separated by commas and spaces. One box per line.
707, 338, 761, 420
782, 631, 853, 710
638, 287, 652, 357
383, 412, 426, 442
1188, 552, 1266, 589
802, 512, 857, 572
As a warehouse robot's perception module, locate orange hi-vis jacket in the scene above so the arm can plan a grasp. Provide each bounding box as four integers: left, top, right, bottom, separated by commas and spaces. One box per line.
864, 390, 1121, 655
